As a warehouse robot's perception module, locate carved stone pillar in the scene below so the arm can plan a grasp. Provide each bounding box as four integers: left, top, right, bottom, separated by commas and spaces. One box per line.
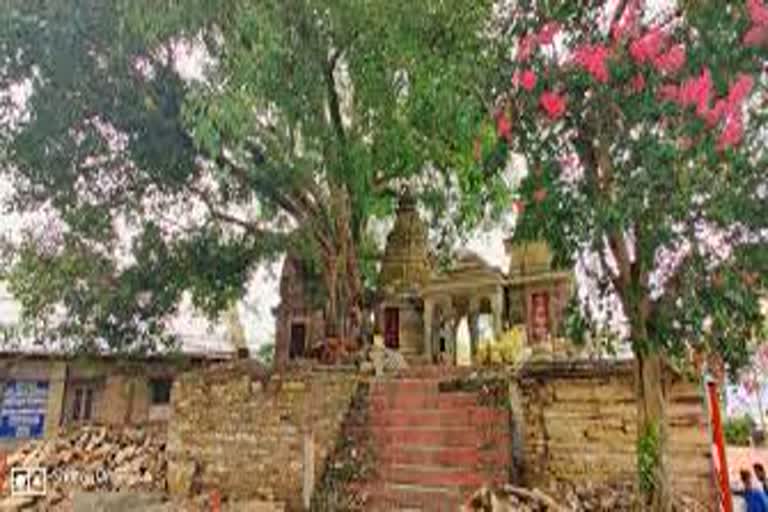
423, 298, 434, 363
491, 290, 504, 340
468, 296, 480, 363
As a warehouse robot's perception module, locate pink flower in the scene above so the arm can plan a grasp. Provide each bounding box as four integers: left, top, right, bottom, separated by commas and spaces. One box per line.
630, 28, 666, 65
537, 22, 561, 46
717, 110, 744, 151
744, 0, 768, 46
743, 25, 768, 47
727, 73, 755, 108
747, 0, 768, 26
658, 84, 680, 103
612, 0, 641, 42
703, 99, 727, 127
518, 34, 537, 62
629, 73, 646, 93
651, 44, 686, 75
539, 91, 567, 120
678, 68, 712, 116
496, 111, 512, 142
573, 44, 611, 83
520, 69, 537, 91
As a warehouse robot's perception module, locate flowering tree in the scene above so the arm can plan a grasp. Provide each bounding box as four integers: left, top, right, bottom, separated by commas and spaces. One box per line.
491, 1, 768, 508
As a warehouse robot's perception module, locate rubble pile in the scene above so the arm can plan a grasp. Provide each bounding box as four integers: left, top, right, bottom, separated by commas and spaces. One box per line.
463, 481, 708, 512
0, 425, 167, 510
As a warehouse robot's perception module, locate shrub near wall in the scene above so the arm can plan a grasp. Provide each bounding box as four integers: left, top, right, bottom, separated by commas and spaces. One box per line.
166, 362, 358, 510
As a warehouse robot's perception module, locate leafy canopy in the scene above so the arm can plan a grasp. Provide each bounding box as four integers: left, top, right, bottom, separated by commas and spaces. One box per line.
0, 0, 510, 350
495, 0, 767, 372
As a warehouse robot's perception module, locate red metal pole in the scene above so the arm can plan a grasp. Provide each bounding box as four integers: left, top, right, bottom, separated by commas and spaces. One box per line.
707, 380, 733, 512
0, 453, 6, 492
210, 489, 221, 512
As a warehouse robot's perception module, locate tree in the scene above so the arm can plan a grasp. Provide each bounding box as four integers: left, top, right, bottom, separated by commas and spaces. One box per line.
739, 310, 768, 436
493, 1, 767, 508
255, 342, 276, 368
0, 1, 509, 354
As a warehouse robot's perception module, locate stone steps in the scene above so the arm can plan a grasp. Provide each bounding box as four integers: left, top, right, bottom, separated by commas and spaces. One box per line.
370, 407, 507, 428
380, 445, 510, 468
370, 392, 479, 410
364, 483, 463, 512
363, 377, 511, 511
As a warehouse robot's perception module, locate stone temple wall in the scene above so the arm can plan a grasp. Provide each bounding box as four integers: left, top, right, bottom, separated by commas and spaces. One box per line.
166, 361, 712, 510
515, 361, 712, 503
166, 362, 358, 510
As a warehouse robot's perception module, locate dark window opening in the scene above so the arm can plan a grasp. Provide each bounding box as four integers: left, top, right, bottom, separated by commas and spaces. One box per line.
72, 389, 82, 421
71, 386, 93, 421
289, 323, 306, 359
150, 378, 172, 405
83, 389, 93, 420
384, 307, 399, 349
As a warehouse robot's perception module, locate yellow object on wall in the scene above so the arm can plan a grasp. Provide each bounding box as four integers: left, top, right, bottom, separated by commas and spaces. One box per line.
477, 325, 528, 366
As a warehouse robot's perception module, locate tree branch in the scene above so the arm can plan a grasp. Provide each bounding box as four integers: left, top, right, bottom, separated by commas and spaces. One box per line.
326, 48, 347, 146
188, 185, 267, 236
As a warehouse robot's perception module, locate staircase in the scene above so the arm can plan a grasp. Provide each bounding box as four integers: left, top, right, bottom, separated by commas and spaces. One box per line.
364, 377, 511, 511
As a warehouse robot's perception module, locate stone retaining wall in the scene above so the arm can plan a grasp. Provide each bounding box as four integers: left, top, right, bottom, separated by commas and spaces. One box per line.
166, 360, 712, 510
166, 362, 358, 510
516, 361, 711, 502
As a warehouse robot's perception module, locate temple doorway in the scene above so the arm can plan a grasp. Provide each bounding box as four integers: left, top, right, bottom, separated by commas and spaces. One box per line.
289, 322, 306, 359
383, 307, 400, 349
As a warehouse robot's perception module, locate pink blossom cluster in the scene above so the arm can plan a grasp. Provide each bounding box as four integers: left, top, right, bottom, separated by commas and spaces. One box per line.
517, 21, 562, 62
660, 68, 755, 150
573, 44, 611, 83
509, 0, 763, 145
744, 0, 768, 46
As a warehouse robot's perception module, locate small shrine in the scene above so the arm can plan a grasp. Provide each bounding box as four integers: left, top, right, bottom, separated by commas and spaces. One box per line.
374, 193, 431, 360
421, 251, 505, 365
273, 254, 326, 366
504, 239, 574, 357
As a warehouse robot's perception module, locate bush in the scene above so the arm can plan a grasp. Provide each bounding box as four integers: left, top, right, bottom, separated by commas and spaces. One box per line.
724, 416, 753, 446
477, 326, 527, 366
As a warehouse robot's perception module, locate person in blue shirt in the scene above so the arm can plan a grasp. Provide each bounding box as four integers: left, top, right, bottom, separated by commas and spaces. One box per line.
734, 469, 768, 512
754, 463, 768, 494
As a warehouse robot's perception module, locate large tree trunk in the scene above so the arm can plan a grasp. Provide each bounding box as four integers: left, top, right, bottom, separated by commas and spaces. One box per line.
316, 185, 363, 342
635, 350, 672, 511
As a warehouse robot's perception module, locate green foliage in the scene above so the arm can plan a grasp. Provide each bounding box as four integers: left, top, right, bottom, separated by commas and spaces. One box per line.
255, 342, 275, 367
724, 416, 754, 446
637, 421, 661, 495
500, 2, 767, 373
0, 0, 509, 350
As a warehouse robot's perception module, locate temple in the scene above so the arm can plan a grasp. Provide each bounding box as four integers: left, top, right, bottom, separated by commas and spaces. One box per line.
275, 194, 574, 365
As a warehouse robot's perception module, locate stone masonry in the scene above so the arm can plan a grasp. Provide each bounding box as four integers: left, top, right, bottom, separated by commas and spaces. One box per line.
166, 362, 358, 510
517, 361, 711, 502
167, 361, 711, 511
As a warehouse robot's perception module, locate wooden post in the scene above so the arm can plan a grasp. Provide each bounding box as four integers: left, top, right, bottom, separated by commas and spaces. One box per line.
302, 379, 315, 510
303, 428, 315, 509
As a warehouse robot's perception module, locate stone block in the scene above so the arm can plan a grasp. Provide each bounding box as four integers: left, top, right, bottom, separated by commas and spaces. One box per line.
281, 381, 306, 392
166, 459, 197, 497
72, 492, 166, 512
